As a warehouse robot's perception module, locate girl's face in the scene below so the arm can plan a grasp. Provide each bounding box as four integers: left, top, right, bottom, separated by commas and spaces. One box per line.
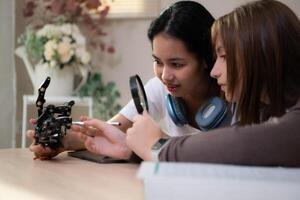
210, 35, 240, 102
152, 33, 206, 98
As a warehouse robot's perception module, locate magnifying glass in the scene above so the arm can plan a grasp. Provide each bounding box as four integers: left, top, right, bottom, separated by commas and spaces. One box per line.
129, 74, 149, 114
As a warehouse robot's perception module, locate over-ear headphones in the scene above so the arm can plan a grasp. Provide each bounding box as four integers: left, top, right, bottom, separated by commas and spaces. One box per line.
166, 94, 228, 131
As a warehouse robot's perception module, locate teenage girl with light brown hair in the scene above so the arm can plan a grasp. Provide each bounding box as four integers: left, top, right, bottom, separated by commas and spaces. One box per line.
124, 0, 300, 166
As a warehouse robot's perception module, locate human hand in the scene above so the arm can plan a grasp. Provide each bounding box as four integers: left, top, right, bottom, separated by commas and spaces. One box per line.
71, 117, 132, 160
126, 111, 164, 161
27, 118, 66, 160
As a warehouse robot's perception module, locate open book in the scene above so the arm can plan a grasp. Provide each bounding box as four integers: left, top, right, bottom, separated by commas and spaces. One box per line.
138, 162, 300, 200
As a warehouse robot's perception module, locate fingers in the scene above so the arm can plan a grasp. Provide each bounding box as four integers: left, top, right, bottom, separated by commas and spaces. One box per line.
84, 119, 126, 141
80, 115, 91, 122
84, 138, 98, 154
27, 120, 53, 160
71, 125, 100, 137
26, 130, 35, 139
27, 129, 62, 160
72, 117, 105, 137
75, 133, 108, 155
29, 144, 50, 154
27, 119, 66, 160
29, 144, 60, 160
73, 119, 127, 148
84, 136, 131, 160
84, 119, 109, 132
29, 118, 37, 125
84, 137, 112, 156
71, 124, 82, 131
73, 131, 91, 143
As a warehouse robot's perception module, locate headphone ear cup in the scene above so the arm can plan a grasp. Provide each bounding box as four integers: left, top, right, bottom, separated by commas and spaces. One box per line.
166, 94, 188, 126
195, 97, 228, 131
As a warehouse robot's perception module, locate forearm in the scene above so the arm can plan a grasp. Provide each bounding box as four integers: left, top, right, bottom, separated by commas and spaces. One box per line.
159, 115, 300, 166
109, 113, 133, 133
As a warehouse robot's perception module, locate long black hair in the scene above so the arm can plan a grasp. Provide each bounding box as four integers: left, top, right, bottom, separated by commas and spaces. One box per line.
148, 1, 215, 70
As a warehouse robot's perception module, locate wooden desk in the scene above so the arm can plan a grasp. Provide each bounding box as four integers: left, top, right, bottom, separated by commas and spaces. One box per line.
0, 149, 143, 200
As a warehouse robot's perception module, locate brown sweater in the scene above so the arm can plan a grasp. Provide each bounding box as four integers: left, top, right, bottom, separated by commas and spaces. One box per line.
160, 99, 300, 167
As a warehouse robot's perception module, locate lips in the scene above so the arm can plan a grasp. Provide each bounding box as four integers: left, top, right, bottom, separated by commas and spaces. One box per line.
165, 84, 179, 93
217, 81, 225, 90
219, 84, 226, 92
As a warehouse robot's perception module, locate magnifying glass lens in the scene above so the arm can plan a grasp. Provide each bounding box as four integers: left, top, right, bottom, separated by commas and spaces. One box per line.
129, 75, 149, 114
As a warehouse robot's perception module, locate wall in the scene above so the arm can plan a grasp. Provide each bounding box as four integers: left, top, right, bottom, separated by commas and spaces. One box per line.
100, 18, 153, 105
162, 0, 300, 18
11, 0, 300, 147
0, 0, 16, 148
101, 0, 300, 106
15, 0, 31, 147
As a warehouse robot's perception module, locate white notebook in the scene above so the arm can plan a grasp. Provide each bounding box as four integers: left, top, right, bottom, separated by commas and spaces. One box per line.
138, 162, 300, 200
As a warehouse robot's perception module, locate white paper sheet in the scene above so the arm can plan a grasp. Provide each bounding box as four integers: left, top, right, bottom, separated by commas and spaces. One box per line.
138, 162, 300, 200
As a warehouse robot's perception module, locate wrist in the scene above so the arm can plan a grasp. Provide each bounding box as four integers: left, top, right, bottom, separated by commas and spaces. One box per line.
151, 137, 171, 162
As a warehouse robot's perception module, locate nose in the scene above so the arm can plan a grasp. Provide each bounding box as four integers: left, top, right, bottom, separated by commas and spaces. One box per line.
161, 66, 173, 82
210, 61, 221, 79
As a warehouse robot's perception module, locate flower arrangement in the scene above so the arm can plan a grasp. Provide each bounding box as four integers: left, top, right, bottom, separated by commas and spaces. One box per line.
18, 0, 121, 120
20, 23, 91, 70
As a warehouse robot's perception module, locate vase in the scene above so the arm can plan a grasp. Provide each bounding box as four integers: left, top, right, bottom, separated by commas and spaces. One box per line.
15, 46, 89, 96
34, 63, 75, 96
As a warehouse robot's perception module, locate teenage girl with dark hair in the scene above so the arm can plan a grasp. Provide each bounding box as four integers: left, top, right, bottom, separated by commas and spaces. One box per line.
27, 1, 225, 160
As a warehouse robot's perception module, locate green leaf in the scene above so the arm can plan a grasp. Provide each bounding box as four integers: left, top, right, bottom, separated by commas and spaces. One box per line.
75, 72, 121, 120
21, 28, 46, 62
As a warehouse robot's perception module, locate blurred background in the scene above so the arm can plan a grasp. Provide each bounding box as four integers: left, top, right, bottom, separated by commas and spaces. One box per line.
1, 0, 299, 148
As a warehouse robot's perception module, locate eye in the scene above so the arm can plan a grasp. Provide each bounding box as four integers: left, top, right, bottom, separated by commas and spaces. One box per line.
171, 62, 184, 68
218, 54, 226, 61
153, 59, 163, 66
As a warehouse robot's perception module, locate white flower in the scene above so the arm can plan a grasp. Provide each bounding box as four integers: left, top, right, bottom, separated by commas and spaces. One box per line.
57, 41, 73, 63
37, 24, 61, 38
81, 51, 91, 65
75, 47, 90, 64
62, 36, 72, 44
34, 23, 91, 69
50, 60, 57, 68
36, 24, 52, 37
44, 40, 57, 61
71, 24, 80, 34
44, 48, 53, 61
75, 47, 85, 58
73, 33, 86, 46
59, 24, 72, 36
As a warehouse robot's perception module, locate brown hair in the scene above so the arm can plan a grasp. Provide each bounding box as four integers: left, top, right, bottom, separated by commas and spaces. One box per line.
212, 0, 300, 125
